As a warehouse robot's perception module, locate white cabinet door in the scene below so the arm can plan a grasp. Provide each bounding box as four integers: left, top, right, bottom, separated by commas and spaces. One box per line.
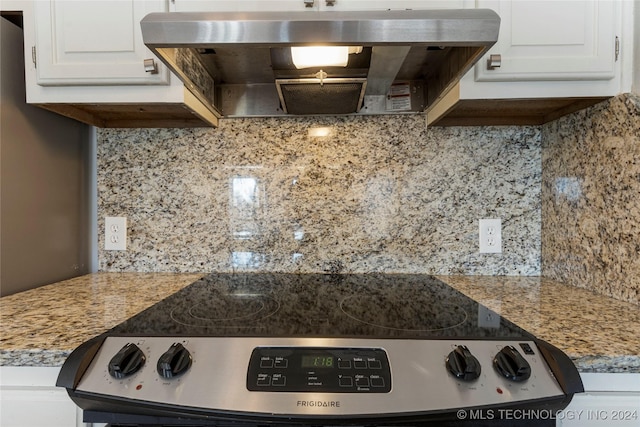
555, 373, 640, 427
172, 1, 318, 11
318, 0, 466, 10
0, 367, 87, 427
557, 393, 640, 427
474, 0, 617, 81
34, 0, 170, 85
172, 0, 466, 12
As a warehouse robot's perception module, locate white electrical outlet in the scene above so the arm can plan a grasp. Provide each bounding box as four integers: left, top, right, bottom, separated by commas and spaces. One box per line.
105, 217, 127, 251
479, 218, 502, 253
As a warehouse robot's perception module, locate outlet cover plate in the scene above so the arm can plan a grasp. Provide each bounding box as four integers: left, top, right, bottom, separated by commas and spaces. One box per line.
105, 216, 127, 251
479, 218, 502, 253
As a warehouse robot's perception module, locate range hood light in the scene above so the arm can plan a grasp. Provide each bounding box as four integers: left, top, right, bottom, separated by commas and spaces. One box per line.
291, 46, 362, 69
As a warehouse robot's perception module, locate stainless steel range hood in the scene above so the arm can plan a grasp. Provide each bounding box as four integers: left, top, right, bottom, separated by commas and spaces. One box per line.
141, 9, 500, 125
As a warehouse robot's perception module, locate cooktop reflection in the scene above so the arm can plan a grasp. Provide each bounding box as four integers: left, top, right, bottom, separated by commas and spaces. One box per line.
111, 273, 532, 339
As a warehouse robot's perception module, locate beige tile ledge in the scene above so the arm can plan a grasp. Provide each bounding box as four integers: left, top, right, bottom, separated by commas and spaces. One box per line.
1, 273, 638, 372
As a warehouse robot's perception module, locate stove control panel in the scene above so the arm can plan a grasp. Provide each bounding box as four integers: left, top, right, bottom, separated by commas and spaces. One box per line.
247, 347, 391, 393
74, 337, 570, 418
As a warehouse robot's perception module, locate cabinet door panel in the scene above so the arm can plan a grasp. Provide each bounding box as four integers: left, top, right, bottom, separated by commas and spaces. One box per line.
0, 367, 87, 427
173, 1, 465, 12
318, 1, 465, 10
35, 0, 170, 85
475, 0, 616, 81
557, 393, 640, 427
173, 1, 317, 11
0, 388, 84, 427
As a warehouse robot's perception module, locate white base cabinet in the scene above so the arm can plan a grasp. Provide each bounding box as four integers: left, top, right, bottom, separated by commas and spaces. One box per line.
0, 367, 88, 427
557, 373, 640, 427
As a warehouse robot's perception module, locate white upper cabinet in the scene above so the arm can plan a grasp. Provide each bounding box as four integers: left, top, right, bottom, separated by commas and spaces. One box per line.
316, 1, 466, 10
426, 0, 627, 125
21, 0, 218, 127
172, 0, 465, 12
34, 0, 170, 85
172, 1, 319, 11
474, 0, 617, 82
19, 0, 631, 127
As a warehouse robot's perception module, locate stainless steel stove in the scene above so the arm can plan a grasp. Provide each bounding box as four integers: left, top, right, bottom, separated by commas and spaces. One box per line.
57, 274, 583, 426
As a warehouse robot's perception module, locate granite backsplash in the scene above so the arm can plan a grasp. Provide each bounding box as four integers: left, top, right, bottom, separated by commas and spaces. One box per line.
96, 94, 640, 305
98, 116, 541, 275
542, 94, 640, 305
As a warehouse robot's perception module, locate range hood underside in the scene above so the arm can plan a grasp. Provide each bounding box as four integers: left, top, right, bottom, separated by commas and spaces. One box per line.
141, 10, 501, 122
156, 44, 485, 119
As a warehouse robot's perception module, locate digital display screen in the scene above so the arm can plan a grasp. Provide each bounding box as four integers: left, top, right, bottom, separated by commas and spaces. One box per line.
301, 355, 334, 368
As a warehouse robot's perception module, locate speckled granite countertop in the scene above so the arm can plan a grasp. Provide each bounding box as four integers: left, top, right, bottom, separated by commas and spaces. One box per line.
1, 273, 638, 373
0, 273, 202, 367
436, 276, 639, 373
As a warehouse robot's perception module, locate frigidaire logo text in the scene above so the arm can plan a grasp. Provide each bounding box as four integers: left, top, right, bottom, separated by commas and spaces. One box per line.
296, 400, 341, 408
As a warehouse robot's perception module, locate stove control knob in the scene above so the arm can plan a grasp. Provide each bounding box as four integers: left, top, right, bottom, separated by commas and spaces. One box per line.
446, 345, 481, 381
157, 343, 192, 379
108, 343, 146, 379
493, 345, 531, 382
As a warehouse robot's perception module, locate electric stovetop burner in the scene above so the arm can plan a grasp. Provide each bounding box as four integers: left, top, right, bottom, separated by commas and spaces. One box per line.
340, 291, 468, 332
58, 273, 583, 427
170, 290, 280, 328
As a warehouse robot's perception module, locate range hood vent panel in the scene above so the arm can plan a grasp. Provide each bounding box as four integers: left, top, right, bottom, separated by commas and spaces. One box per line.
276, 79, 366, 115
141, 9, 500, 123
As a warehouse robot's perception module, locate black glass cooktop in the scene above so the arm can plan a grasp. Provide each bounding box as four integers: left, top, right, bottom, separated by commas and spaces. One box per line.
111, 273, 532, 339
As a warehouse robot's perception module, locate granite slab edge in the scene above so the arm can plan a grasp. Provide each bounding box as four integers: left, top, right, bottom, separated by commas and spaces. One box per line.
0, 349, 71, 368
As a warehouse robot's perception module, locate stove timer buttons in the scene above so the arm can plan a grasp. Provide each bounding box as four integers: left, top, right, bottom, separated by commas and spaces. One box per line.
446, 345, 481, 382
157, 343, 193, 379
108, 343, 146, 379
